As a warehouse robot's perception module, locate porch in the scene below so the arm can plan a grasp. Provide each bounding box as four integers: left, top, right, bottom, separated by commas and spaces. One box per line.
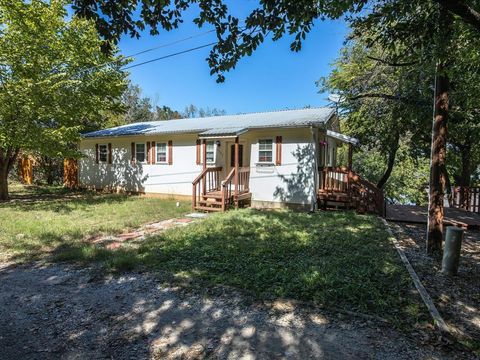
317, 166, 386, 216
192, 136, 252, 212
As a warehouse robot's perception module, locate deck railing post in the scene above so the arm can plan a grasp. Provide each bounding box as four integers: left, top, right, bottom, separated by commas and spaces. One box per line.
234, 137, 239, 208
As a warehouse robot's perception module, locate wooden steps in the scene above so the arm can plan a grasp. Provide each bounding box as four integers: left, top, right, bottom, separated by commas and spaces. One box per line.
318, 167, 385, 216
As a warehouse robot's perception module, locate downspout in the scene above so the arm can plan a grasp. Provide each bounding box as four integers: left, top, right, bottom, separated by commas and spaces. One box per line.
310, 126, 319, 212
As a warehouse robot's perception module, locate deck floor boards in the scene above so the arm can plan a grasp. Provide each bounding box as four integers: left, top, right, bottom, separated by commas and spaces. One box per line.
386, 204, 480, 229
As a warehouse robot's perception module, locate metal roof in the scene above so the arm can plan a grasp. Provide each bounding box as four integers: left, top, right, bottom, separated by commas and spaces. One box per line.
198, 127, 248, 138
326, 130, 359, 145
82, 107, 336, 138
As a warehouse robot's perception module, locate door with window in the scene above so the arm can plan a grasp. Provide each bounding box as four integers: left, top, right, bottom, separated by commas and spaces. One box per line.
226, 142, 247, 173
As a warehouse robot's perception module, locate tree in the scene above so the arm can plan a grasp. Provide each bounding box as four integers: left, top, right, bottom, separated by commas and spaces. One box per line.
119, 82, 154, 124
183, 104, 226, 118
155, 105, 182, 120
0, 0, 128, 200
320, 39, 432, 191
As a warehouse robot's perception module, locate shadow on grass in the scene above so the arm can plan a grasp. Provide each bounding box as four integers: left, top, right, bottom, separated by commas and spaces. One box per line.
54, 209, 428, 327
1, 184, 139, 214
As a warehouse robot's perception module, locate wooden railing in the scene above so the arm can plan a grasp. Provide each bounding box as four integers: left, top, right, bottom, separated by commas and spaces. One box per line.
451, 186, 480, 213
351, 174, 386, 217
319, 166, 385, 216
319, 166, 350, 193
192, 167, 222, 210
220, 167, 251, 211
221, 168, 235, 211
238, 167, 251, 193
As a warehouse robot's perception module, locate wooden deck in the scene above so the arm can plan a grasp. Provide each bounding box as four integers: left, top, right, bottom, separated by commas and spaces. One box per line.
386, 204, 480, 230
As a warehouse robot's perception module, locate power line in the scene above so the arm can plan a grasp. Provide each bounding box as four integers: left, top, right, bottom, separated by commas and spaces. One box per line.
123, 29, 215, 59
122, 42, 216, 70
76, 29, 217, 74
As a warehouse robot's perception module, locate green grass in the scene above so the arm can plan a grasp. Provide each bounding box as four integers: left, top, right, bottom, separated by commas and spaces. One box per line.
1, 184, 427, 326
0, 183, 188, 261
58, 208, 427, 326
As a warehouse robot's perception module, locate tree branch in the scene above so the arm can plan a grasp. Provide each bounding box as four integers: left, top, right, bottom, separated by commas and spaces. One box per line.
434, 0, 480, 31
366, 55, 419, 67
349, 93, 403, 101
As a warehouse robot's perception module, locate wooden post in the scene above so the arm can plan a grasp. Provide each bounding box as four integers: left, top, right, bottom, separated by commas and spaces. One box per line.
347, 143, 353, 170
234, 136, 239, 209
202, 140, 207, 196
202, 140, 207, 170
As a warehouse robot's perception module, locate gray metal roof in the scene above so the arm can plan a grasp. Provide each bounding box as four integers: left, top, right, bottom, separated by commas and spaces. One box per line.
82, 107, 335, 138
326, 130, 359, 145
198, 127, 248, 138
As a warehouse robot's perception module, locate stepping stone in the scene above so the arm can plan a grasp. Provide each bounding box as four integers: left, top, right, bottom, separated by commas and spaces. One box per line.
185, 213, 208, 218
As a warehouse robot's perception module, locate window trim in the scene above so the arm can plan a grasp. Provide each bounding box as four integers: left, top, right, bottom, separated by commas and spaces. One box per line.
135, 142, 147, 164
205, 140, 216, 165
156, 142, 168, 164
98, 144, 109, 163
257, 138, 274, 164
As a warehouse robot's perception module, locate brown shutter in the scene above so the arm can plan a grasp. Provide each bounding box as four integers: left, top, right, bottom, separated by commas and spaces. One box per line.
196, 139, 201, 165
108, 143, 112, 164
168, 140, 173, 165
151, 141, 156, 164
131, 142, 135, 164
95, 144, 99, 164
275, 136, 282, 165
146, 141, 151, 164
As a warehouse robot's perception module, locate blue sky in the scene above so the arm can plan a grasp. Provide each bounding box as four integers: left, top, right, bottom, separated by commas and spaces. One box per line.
118, 4, 348, 115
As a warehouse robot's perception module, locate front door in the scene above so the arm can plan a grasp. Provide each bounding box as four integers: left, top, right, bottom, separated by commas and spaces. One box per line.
230, 144, 244, 169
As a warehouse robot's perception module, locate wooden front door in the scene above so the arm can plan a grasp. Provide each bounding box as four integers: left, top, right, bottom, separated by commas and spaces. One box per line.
230, 144, 244, 168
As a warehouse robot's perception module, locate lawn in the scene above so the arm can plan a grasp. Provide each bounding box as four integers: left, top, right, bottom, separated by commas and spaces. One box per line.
1, 184, 427, 326
58, 207, 427, 326
0, 183, 188, 261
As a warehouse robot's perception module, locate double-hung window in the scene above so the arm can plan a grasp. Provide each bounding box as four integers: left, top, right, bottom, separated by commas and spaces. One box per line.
258, 139, 273, 163
205, 140, 215, 164
135, 143, 146, 163
156, 142, 167, 163
99, 144, 108, 163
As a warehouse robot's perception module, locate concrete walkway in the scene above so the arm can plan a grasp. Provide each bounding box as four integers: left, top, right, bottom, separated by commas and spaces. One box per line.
89, 213, 207, 250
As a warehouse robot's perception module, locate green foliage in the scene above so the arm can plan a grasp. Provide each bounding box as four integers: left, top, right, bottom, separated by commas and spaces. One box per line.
340, 145, 430, 205
183, 104, 226, 118
111, 82, 224, 125
0, 0, 128, 157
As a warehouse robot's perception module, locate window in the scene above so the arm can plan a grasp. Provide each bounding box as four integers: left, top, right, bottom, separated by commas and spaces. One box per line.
156, 142, 167, 163
258, 139, 273, 163
206, 140, 215, 164
99, 144, 108, 163
135, 143, 146, 163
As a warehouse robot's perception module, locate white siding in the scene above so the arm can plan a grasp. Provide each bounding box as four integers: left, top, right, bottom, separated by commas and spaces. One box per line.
79, 127, 339, 207
79, 134, 203, 195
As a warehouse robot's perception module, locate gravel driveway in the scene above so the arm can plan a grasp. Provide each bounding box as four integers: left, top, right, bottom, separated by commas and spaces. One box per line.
0, 262, 472, 359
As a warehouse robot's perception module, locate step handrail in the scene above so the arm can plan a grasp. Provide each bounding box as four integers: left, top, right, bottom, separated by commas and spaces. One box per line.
221, 168, 236, 211
192, 166, 223, 210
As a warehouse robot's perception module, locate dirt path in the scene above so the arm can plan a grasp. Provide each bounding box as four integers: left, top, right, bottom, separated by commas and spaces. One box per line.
0, 262, 472, 360
389, 223, 480, 351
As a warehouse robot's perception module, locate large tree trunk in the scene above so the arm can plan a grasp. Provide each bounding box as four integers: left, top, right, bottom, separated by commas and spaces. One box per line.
427, 64, 449, 255
377, 131, 400, 190
0, 148, 20, 201
0, 161, 9, 201
427, 7, 452, 256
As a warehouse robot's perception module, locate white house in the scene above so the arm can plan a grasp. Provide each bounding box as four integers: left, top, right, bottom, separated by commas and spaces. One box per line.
79, 107, 361, 211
